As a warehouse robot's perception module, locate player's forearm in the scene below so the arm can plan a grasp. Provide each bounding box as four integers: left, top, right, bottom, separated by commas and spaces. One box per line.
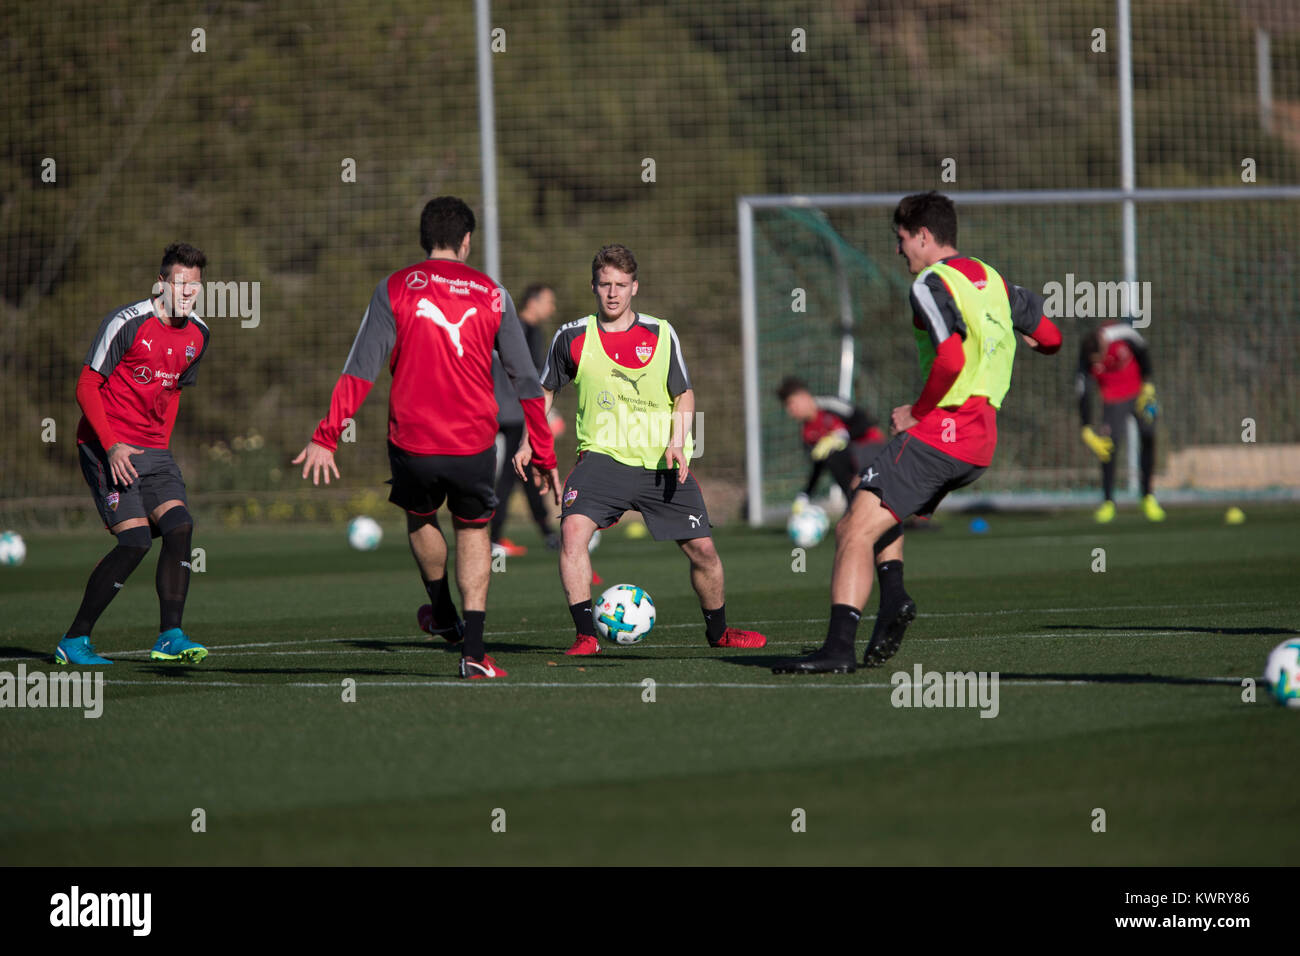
1027, 316, 1062, 354
311, 373, 372, 452
669, 389, 695, 449
75, 365, 120, 449
911, 338, 964, 420
520, 395, 557, 470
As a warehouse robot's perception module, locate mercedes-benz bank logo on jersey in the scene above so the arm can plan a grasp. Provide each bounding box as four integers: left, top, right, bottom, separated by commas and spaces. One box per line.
597, 390, 616, 410
416, 297, 476, 357
405, 270, 428, 290
132, 365, 152, 384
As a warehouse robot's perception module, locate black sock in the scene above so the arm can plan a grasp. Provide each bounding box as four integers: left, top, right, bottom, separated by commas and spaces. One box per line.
703, 604, 727, 643
570, 600, 596, 637
424, 576, 459, 624
825, 604, 863, 656
68, 529, 152, 637
876, 560, 906, 609
462, 610, 487, 659
156, 516, 193, 632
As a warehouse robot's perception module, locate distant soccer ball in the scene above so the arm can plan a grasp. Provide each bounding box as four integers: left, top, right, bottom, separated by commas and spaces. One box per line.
589, 529, 602, 552
347, 516, 383, 551
787, 505, 829, 548
0, 531, 26, 567
594, 583, 656, 645
1264, 640, 1300, 708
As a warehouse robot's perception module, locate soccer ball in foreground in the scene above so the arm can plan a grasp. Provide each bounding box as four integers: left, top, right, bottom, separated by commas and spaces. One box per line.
788, 505, 830, 548
1264, 640, 1300, 708
347, 516, 383, 551
595, 584, 656, 645
0, 531, 26, 566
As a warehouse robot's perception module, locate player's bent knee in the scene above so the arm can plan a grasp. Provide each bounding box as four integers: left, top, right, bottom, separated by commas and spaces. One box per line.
155, 505, 193, 536
115, 525, 153, 552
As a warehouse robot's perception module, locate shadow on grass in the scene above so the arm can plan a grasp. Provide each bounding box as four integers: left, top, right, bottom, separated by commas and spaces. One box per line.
1042, 624, 1298, 636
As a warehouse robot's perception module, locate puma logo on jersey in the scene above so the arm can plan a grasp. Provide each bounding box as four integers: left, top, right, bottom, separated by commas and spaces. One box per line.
611, 368, 646, 392
417, 298, 477, 357
140, 338, 152, 351
865, 468, 878, 483
688, 514, 702, 528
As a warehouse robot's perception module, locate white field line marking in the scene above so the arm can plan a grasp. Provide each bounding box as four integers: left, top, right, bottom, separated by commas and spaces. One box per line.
94, 676, 1245, 690
9, 600, 1278, 663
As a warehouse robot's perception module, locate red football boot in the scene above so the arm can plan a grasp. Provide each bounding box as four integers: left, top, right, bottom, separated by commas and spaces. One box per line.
459, 654, 507, 679
565, 634, 602, 656
710, 627, 767, 649
418, 604, 464, 644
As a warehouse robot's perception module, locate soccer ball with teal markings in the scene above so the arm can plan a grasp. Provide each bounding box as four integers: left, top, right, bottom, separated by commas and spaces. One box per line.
0, 530, 26, 566
1264, 640, 1300, 708
347, 516, 383, 552
595, 584, 656, 645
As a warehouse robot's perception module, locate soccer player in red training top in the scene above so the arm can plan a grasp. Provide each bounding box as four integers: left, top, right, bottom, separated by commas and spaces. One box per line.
55, 243, 213, 666
513, 244, 767, 655
775, 192, 1062, 674
1077, 321, 1164, 523
776, 377, 887, 507
294, 197, 559, 680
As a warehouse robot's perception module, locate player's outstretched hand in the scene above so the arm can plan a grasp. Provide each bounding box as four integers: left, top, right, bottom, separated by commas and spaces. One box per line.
890, 405, 919, 436
293, 441, 340, 486
107, 442, 144, 486
512, 439, 533, 481
535, 466, 562, 505
811, 431, 848, 461
1081, 425, 1114, 463
665, 443, 689, 484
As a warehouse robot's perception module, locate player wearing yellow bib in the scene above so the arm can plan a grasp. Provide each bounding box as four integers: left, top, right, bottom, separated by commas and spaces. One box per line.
514, 244, 767, 655
775, 192, 1062, 674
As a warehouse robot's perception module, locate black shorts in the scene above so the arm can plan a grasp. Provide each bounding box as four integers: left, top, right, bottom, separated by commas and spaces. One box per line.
856, 433, 986, 520
79, 441, 188, 529
561, 451, 711, 541
387, 442, 497, 525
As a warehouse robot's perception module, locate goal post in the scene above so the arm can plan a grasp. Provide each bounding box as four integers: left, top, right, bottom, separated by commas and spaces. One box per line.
739, 187, 1300, 527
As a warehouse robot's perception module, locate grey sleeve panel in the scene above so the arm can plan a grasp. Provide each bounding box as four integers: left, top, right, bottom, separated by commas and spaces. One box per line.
341, 280, 397, 383
85, 303, 150, 376
541, 321, 582, 392
494, 288, 544, 401
911, 273, 966, 348
178, 317, 212, 387
664, 323, 692, 396
1007, 282, 1047, 335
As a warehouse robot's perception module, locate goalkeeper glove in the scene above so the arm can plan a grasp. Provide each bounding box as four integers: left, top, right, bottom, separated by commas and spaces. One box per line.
1081, 426, 1114, 463
811, 431, 849, 462
1137, 383, 1158, 425
792, 492, 810, 515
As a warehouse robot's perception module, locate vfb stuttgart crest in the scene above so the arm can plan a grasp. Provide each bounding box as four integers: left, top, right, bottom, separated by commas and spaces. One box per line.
635, 344, 653, 363
185, 342, 197, 361
106, 491, 120, 511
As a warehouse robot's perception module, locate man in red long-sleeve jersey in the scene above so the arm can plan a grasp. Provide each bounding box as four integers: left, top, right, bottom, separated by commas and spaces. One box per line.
775, 192, 1062, 674
56, 242, 213, 667
294, 197, 559, 680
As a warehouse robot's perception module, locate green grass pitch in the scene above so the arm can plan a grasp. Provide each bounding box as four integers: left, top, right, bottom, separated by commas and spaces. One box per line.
1, 504, 1297, 865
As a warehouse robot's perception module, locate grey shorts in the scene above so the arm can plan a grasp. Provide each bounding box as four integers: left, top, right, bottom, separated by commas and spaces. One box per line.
387, 442, 498, 525
79, 441, 188, 529
561, 451, 711, 541
856, 433, 986, 520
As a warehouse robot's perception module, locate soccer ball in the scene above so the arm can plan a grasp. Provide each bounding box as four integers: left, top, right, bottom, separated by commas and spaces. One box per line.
594, 583, 656, 645
0, 531, 26, 566
788, 505, 830, 548
588, 529, 602, 552
1264, 640, 1300, 708
347, 516, 383, 551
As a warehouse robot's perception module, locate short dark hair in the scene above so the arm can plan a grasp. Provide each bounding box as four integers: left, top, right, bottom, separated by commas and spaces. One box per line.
591, 244, 637, 284
893, 191, 957, 247
420, 196, 476, 254
520, 283, 554, 308
159, 242, 206, 278
776, 376, 810, 403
